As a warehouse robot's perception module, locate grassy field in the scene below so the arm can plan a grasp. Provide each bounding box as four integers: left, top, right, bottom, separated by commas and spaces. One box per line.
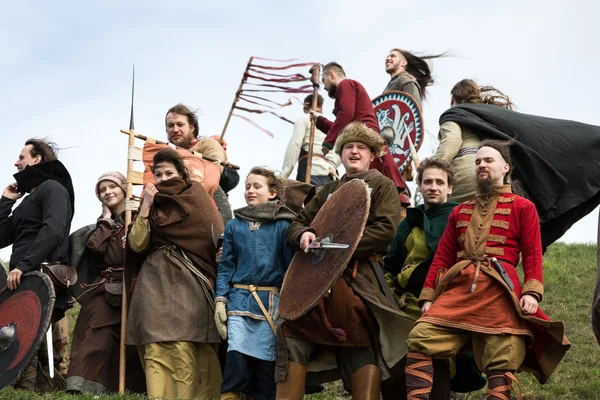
1, 242, 599, 399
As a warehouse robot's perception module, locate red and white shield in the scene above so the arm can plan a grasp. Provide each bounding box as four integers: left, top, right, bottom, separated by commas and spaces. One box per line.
372, 90, 423, 173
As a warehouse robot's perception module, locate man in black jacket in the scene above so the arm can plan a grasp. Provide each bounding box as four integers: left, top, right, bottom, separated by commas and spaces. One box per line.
0, 138, 74, 390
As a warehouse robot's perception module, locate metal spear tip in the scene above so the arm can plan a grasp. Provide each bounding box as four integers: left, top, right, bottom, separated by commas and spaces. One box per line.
380, 126, 395, 145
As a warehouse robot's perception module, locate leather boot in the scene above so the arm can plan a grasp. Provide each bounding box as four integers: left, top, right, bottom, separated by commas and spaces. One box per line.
405, 351, 433, 400
487, 371, 522, 400
275, 361, 306, 400
351, 364, 381, 400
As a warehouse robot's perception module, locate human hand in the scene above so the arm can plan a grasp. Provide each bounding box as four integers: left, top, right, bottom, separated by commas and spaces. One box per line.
309, 110, 319, 120
214, 301, 228, 340
520, 294, 539, 315
421, 301, 432, 315
3, 183, 23, 201
300, 231, 317, 251
215, 247, 223, 264
7, 269, 23, 290
139, 183, 158, 215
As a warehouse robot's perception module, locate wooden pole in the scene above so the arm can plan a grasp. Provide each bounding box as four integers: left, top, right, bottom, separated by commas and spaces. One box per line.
305, 64, 321, 185
219, 56, 254, 144
119, 128, 134, 394
119, 64, 135, 394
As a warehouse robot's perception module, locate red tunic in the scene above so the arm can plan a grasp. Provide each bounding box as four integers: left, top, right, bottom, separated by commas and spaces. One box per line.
418, 186, 570, 383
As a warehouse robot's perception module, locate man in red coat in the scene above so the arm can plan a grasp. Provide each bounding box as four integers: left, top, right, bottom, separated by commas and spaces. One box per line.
311, 62, 410, 205
404, 140, 570, 399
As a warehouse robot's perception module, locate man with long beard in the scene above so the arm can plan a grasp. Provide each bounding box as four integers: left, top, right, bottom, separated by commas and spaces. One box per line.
403, 140, 570, 399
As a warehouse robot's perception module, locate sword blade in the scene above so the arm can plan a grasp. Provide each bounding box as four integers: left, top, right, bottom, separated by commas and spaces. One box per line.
46, 326, 54, 379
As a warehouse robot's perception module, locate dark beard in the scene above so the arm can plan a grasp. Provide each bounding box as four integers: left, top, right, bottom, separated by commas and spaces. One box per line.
327, 83, 337, 99
476, 176, 502, 197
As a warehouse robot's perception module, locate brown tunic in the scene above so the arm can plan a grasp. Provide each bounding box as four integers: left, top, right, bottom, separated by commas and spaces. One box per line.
67, 215, 145, 394
276, 170, 415, 382
126, 179, 222, 346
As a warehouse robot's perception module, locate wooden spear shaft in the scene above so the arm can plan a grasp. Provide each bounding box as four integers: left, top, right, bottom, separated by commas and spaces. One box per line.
219, 56, 254, 144
305, 64, 321, 184
119, 127, 134, 394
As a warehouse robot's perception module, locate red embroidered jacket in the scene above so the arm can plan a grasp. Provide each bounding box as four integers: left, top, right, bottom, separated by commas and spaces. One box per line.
421, 189, 544, 302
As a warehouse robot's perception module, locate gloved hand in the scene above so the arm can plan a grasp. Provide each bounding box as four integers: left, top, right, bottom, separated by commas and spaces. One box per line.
214, 300, 228, 340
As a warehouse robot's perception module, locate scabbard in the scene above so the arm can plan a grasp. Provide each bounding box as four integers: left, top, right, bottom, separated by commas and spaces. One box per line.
368, 261, 398, 309
490, 257, 514, 291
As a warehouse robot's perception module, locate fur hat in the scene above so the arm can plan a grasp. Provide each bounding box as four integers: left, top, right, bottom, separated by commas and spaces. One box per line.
334, 122, 386, 158
95, 171, 127, 200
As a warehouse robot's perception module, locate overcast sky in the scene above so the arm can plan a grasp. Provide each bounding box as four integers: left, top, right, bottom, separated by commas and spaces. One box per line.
1, 0, 597, 261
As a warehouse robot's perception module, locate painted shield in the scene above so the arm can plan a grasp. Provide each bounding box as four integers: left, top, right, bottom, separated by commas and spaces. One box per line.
372, 90, 424, 173
0, 271, 55, 389
279, 179, 370, 321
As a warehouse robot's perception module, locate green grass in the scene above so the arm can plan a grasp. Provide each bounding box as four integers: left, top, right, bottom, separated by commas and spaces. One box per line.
1, 243, 599, 399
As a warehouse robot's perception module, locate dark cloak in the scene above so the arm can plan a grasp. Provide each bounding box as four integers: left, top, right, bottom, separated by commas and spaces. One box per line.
439, 103, 600, 248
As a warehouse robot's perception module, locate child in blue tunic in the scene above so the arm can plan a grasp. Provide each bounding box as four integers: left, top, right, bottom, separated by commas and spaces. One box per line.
215, 167, 296, 400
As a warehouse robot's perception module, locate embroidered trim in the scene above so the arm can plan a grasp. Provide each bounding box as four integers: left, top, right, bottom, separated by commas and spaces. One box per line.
485, 247, 504, 256
456, 221, 469, 228
494, 208, 511, 215
491, 220, 509, 230
498, 196, 515, 203
464, 200, 476, 205
488, 234, 507, 244
227, 310, 268, 321
458, 234, 466, 244
419, 317, 533, 338
249, 222, 261, 231
459, 208, 474, 215
457, 250, 466, 258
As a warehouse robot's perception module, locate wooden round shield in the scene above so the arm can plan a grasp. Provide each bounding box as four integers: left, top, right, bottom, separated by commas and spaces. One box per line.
279, 179, 370, 321
372, 90, 424, 173
0, 271, 55, 389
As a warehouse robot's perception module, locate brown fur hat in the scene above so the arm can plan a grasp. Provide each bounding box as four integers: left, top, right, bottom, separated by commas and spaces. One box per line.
334, 122, 386, 158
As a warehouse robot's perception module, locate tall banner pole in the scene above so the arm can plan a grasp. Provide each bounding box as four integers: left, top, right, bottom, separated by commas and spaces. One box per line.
119, 64, 135, 394
305, 64, 321, 184
219, 56, 254, 144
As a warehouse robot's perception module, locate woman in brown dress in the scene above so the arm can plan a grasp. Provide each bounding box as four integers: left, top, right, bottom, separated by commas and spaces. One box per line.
66, 171, 144, 394
127, 148, 223, 400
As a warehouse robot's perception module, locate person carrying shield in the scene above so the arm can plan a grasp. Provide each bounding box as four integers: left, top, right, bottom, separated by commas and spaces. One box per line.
0, 138, 75, 391
275, 122, 414, 400
214, 167, 296, 400
310, 62, 410, 205
126, 148, 223, 399
383, 48, 445, 107
404, 140, 570, 399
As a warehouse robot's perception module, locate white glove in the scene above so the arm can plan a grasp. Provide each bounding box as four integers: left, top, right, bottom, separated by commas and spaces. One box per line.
214, 301, 228, 340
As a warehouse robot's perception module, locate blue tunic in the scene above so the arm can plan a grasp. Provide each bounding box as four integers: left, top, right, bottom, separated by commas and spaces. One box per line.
216, 217, 296, 361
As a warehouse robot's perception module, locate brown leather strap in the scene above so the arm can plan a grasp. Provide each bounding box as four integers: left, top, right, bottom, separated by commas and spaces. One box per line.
233, 284, 277, 334
405, 351, 433, 400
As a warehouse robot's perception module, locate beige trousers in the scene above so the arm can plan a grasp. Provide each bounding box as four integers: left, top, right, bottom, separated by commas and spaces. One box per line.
407, 322, 526, 372
138, 341, 222, 400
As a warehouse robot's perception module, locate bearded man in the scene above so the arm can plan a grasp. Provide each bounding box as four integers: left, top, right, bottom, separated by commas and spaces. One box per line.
404, 140, 570, 399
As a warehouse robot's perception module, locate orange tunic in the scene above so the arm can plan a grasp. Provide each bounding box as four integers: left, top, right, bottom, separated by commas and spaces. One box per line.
418, 186, 570, 384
